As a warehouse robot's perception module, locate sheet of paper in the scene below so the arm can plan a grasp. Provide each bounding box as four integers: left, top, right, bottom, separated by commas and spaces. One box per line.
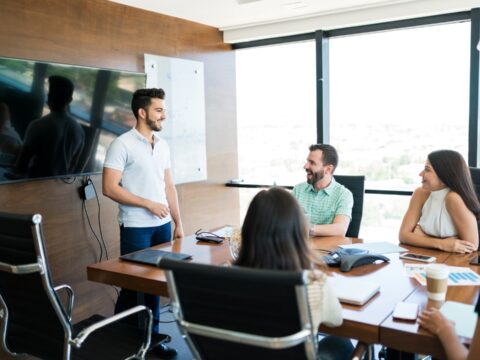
405, 264, 480, 286
440, 301, 476, 339
339, 242, 407, 254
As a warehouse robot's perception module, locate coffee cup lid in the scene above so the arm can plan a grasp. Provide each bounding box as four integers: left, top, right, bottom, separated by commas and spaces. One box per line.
426, 263, 449, 278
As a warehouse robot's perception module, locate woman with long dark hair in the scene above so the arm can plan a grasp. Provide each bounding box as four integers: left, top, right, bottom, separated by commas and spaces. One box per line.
235, 187, 353, 360
399, 149, 479, 253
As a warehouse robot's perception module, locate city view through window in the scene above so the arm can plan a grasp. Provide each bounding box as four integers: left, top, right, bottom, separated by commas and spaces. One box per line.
236, 21, 470, 241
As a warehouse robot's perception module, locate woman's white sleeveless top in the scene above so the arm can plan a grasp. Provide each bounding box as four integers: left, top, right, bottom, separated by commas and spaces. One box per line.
418, 187, 457, 238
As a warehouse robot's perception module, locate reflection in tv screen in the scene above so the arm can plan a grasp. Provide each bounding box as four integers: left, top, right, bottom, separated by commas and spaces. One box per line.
0, 56, 146, 183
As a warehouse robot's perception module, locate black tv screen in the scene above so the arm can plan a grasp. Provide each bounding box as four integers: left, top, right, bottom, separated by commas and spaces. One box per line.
0, 56, 146, 183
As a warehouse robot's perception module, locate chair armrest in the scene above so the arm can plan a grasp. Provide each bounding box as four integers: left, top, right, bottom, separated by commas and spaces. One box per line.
351, 342, 370, 360
69, 305, 153, 357
54, 284, 74, 321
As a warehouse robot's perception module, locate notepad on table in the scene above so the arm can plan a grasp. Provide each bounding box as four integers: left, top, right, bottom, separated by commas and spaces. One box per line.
440, 301, 476, 339
331, 276, 380, 306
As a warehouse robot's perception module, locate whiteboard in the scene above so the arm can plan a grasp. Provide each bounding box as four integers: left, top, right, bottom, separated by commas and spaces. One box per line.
144, 54, 207, 184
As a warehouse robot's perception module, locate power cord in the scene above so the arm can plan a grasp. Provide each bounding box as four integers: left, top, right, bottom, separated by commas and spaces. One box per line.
88, 177, 109, 260
82, 176, 109, 261
81, 176, 119, 298
158, 301, 177, 323
82, 197, 104, 261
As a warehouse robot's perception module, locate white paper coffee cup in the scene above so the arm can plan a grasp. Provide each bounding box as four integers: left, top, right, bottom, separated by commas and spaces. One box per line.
426, 264, 449, 301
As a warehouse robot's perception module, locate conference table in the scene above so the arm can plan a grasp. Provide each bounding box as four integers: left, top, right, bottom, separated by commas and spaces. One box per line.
87, 232, 479, 359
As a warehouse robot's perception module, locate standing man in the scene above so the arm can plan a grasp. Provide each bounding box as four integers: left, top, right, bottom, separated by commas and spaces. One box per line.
293, 144, 353, 237
103, 88, 183, 358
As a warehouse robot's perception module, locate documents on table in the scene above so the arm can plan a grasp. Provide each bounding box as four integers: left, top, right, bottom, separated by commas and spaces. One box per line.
339, 241, 407, 254
404, 264, 480, 286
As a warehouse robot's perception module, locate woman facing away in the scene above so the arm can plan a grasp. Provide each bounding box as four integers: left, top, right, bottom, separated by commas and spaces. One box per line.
234, 187, 353, 360
399, 149, 480, 253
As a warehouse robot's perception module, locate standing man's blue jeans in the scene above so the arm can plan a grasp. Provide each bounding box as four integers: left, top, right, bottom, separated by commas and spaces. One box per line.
115, 222, 172, 333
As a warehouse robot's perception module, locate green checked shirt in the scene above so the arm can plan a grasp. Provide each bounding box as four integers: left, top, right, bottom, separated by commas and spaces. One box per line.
292, 178, 353, 225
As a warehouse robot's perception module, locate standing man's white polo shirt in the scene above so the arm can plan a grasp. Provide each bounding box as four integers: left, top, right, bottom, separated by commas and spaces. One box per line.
103, 128, 172, 227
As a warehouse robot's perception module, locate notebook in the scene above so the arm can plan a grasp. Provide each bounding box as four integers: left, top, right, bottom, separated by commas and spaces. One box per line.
331, 277, 380, 305
440, 301, 476, 338
120, 249, 192, 266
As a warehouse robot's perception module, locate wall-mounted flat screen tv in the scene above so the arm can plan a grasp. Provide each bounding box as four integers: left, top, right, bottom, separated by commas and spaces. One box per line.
0, 56, 145, 184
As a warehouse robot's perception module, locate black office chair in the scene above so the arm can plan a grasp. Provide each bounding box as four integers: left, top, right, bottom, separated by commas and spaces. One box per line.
158, 257, 318, 360
470, 167, 480, 197
469, 167, 480, 250
0, 211, 168, 359
334, 175, 365, 238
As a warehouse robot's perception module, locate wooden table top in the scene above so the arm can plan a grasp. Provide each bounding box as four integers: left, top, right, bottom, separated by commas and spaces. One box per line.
380, 250, 480, 359
87, 233, 477, 355
87, 234, 231, 296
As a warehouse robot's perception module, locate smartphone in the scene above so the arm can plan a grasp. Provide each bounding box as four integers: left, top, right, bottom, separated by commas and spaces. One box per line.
470, 255, 480, 265
393, 302, 419, 321
400, 252, 436, 263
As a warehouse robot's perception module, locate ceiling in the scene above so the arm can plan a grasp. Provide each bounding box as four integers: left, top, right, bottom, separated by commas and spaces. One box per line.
110, 0, 480, 43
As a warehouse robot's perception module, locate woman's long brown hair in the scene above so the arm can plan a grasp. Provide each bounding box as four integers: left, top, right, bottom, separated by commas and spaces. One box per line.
235, 187, 320, 271
428, 149, 480, 221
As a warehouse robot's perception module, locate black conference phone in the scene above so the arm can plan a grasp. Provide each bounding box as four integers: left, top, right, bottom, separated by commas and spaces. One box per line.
322, 248, 390, 272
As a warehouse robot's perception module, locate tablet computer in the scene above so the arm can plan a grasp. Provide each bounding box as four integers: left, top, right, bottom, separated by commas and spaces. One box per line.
120, 249, 192, 266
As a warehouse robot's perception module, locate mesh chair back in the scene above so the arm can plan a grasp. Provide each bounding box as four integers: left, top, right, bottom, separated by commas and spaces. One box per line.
159, 258, 316, 360
470, 167, 480, 199
469, 167, 480, 250
334, 175, 365, 238
0, 212, 70, 359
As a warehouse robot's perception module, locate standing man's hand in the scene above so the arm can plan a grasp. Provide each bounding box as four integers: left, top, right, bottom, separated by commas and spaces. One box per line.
146, 201, 170, 218
173, 225, 184, 239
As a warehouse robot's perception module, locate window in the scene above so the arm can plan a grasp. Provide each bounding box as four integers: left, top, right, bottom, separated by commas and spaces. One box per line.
234, 18, 474, 239
236, 41, 316, 185
329, 22, 470, 189
329, 21, 470, 239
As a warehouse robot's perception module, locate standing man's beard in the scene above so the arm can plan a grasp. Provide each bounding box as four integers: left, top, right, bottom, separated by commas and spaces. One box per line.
307, 168, 325, 186
146, 114, 162, 131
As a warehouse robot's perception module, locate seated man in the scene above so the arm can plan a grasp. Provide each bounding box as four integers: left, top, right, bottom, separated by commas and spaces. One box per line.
293, 144, 353, 237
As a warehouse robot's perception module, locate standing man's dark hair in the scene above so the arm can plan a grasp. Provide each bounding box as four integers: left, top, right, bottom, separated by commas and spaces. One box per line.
131, 88, 165, 120
309, 144, 339, 172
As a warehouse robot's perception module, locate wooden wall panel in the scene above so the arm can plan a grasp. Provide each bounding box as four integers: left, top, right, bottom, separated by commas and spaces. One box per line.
0, 0, 239, 323
0, 176, 120, 320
